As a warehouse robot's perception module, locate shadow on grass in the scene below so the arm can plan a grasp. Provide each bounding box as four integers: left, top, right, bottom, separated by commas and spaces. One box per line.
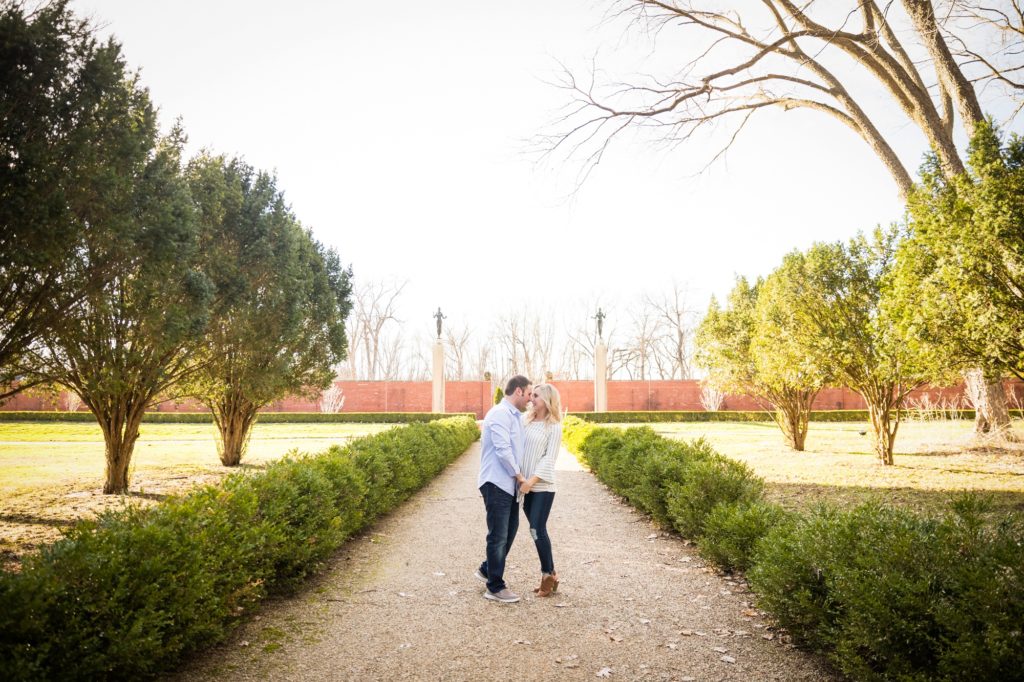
123, 491, 170, 502
0, 512, 75, 528
764, 480, 1024, 516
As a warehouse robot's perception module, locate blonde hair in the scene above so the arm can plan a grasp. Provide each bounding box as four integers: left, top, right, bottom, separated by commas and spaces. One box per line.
525, 383, 562, 424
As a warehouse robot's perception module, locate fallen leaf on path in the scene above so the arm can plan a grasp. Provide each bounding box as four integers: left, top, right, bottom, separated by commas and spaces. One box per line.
554, 603, 570, 608
596, 667, 612, 678
720, 655, 736, 664
639, 618, 651, 625
679, 629, 694, 636
239, 640, 250, 648
713, 646, 729, 654
762, 633, 775, 641
666, 643, 677, 650
513, 639, 531, 645
646, 533, 659, 539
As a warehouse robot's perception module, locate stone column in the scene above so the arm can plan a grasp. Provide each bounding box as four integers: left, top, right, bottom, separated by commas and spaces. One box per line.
594, 341, 608, 412
432, 340, 445, 413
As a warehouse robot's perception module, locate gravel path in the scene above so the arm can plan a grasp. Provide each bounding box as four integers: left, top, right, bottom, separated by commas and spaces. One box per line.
175, 443, 836, 681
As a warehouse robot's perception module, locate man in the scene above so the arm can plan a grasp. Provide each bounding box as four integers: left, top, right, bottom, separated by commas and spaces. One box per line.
475, 375, 531, 603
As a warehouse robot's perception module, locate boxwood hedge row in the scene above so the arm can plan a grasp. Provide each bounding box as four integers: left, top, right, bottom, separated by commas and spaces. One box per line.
561, 416, 1024, 681
0, 416, 479, 680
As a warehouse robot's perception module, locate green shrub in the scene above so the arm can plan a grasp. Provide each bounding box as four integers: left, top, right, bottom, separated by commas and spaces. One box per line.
0, 416, 479, 680
561, 421, 1024, 680
563, 421, 765, 540
749, 496, 1024, 681
585, 426, 662, 506
699, 501, 790, 573
666, 454, 764, 539
493, 386, 504, 405
631, 438, 717, 527
561, 415, 596, 458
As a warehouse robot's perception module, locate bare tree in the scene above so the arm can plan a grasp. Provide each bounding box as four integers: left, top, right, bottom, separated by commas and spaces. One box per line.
63, 389, 83, 413
699, 381, 726, 411
545, 0, 1017, 431
406, 330, 433, 381
319, 384, 346, 413
493, 307, 559, 381
378, 331, 407, 380
618, 305, 661, 379
644, 281, 697, 379
472, 334, 493, 379
342, 279, 406, 380
562, 298, 620, 379
943, 1, 1024, 111
445, 323, 473, 380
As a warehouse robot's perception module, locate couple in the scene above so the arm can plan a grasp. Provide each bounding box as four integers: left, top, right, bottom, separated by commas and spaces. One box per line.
475, 375, 563, 603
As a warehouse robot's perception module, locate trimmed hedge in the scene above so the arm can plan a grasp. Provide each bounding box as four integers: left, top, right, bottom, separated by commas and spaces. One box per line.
561, 418, 1024, 681
562, 416, 766, 540
0, 411, 472, 423
0, 416, 479, 680
750, 497, 1024, 680
569, 409, 1024, 423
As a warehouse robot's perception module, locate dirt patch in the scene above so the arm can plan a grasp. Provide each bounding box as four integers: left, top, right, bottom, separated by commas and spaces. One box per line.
0, 468, 252, 570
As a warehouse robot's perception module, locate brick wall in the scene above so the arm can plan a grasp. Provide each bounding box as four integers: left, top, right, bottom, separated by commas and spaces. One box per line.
4, 379, 1022, 419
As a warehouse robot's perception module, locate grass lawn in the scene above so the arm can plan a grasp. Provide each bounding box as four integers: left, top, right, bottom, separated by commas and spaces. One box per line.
640, 418, 1024, 516
0, 421, 396, 568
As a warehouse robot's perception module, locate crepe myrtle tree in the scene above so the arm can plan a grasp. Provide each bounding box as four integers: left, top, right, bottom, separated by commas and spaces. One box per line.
888, 121, 1024, 433
544, 0, 1019, 430
696, 276, 827, 451
0, 0, 150, 401
182, 154, 353, 466
30, 127, 212, 494
761, 228, 928, 465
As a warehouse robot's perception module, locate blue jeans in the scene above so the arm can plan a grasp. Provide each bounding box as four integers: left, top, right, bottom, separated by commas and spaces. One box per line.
523, 491, 556, 574
478, 482, 519, 593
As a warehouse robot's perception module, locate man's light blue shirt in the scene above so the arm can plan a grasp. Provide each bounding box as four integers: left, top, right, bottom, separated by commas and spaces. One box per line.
477, 397, 525, 497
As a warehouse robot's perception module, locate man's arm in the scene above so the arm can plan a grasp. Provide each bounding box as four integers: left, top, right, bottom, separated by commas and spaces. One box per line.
488, 412, 524, 480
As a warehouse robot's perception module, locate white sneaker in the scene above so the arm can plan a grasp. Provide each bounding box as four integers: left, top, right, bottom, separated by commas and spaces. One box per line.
483, 588, 520, 603
473, 568, 488, 583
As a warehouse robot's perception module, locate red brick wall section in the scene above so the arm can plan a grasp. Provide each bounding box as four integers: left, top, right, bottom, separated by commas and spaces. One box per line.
444, 381, 492, 418
550, 381, 595, 413
3, 380, 1022, 418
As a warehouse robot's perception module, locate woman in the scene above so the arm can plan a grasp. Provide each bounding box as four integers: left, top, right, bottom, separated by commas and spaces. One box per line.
519, 382, 563, 597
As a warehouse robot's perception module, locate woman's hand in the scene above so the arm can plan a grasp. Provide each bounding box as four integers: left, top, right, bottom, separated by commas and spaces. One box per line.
520, 481, 533, 495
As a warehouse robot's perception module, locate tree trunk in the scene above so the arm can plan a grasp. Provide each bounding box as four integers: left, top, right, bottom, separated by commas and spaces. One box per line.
964, 369, 1012, 436
866, 403, 898, 466
94, 402, 146, 494
212, 390, 260, 466
773, 387, 816, 451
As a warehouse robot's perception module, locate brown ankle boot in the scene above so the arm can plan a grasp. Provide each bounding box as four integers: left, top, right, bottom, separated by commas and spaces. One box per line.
551, 572, 559, 593
535, 573, 557, 597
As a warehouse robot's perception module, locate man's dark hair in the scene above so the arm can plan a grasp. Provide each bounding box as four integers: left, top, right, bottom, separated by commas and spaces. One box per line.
504, 375, 530, 396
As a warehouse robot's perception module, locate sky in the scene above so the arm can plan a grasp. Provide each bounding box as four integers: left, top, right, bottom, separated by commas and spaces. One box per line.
70, 1, 1007, 343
